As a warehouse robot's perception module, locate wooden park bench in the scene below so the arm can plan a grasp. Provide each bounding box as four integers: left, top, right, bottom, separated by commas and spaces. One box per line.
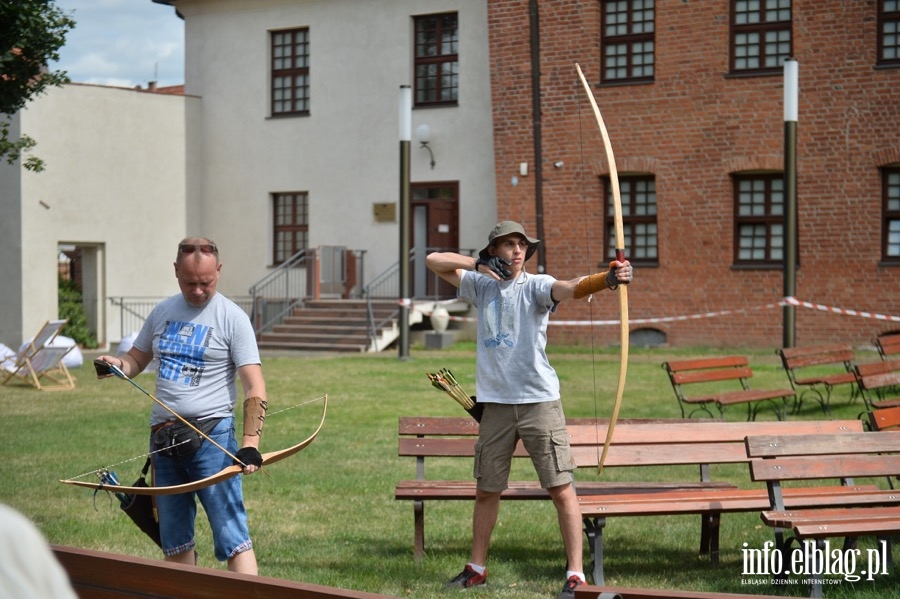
396, 416, 739, 561
853, 358, 900, 410
663, 356, 796, 420
53, 545, 398, 599
865, 405, 900, 431
573, 585, 784, 599
576, 419, 864, 585
874, 332, 900, 360
776, 344, 858, 414
745, 432, 900, 598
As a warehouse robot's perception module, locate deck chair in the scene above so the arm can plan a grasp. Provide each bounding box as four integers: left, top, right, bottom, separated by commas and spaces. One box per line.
2, 319, 76, 391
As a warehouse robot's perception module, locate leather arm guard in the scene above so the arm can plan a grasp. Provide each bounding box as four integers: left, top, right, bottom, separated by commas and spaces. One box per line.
242, 396, 268, 437
573, 263, 619, 299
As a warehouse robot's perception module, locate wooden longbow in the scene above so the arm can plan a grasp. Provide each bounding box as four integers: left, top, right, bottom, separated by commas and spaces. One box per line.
576, 63, 629, 474
60, 394, 327, 496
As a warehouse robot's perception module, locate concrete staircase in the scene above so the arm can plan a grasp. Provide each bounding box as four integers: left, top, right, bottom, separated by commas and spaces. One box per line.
256, 299, 403, 353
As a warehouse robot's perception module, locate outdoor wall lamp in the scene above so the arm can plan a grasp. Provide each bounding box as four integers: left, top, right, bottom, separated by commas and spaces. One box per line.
416, 124, 436, 169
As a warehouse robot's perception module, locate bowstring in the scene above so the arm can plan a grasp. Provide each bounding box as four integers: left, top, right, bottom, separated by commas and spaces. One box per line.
66, 395, 328, 482
67, 440, 191, 482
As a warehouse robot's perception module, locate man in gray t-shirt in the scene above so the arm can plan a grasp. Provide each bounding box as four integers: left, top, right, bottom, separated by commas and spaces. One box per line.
97, 237, 268, 575
426, 221, 632, 598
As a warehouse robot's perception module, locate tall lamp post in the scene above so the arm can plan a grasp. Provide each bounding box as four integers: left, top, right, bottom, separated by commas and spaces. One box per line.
783, 59, 799, 348
398, 85, 412, 360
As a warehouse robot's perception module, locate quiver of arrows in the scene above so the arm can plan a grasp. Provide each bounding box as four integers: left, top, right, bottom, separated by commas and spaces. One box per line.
426, 368, 484, 422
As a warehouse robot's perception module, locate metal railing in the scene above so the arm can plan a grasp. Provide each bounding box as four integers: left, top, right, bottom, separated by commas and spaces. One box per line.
248, 250, 310, 335
360, 247, 474, 351
362, 247, 476, 301
247, 247, 368, 336
109, 296, 253, 340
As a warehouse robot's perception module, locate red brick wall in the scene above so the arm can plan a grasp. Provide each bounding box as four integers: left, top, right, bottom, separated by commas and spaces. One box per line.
487, 0, 900, 349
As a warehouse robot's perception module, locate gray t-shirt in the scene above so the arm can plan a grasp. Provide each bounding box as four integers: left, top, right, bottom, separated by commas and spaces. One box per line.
134, 293, 260, 425
459, 270, 560, 404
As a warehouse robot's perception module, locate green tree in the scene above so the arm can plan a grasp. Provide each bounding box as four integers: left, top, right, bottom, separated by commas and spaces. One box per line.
58, 274, 98, 349
0, 0, 74, 172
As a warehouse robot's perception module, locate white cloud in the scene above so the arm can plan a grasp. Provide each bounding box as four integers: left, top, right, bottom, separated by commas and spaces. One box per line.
52, 0, 184, 88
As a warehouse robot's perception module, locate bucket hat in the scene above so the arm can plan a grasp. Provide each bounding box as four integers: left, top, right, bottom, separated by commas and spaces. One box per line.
479, 221, 541, 262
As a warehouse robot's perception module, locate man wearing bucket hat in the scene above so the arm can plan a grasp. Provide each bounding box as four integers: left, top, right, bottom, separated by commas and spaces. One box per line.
425, 220, 632, 598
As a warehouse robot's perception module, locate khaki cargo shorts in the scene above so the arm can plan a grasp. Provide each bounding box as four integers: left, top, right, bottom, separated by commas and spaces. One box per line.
473, 400, 575, 493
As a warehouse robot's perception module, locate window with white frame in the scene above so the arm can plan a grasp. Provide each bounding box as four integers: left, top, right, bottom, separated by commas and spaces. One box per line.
879, 1, 900, 67
734, 174, 785, 265
271, 28, 310, 116
601, 0, 655, 83
273, 192, 309, 265
883, 166, 900, 262
730, 0, 792, 74
414, 13, 458, 106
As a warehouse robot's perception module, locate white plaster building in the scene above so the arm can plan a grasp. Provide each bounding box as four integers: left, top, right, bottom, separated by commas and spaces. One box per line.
1, 0, 496, 348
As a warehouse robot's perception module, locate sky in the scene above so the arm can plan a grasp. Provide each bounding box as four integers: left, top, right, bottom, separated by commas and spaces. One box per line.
51, 0, 185, 89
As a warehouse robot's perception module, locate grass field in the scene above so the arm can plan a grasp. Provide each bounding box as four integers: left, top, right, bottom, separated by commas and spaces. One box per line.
1, 342, 898, 598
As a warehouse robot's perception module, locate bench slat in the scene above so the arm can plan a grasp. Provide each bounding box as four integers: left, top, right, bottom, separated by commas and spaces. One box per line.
396, 480, 734, 500
53, 545, 394, 599
399, 438, 753, 466
400, 418, 863, 444
793, 519, 900, 538
868, 406, 900, 431
573, 585, 785, 599
751, 454, 900, 481
875, 334, 900, 359
397, 417, 674, 436
762, 505, 900, 527
746, 432, 900, 458
580, 485, 882, 518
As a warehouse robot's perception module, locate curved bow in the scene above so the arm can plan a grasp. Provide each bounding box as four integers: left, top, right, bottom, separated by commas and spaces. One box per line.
60, 395, 328, 496
575, 64, 629, 474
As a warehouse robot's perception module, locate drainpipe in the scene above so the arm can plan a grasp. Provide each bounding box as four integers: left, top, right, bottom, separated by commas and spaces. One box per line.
529, 0, 545, 272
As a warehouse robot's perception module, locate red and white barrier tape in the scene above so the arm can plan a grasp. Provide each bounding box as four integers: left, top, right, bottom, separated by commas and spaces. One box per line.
783, 296, 900, 323
419, 297, 900, 326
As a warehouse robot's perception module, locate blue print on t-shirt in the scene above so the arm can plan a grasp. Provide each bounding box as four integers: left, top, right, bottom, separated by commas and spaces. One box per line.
157, 320, 210, 387
483, 295, 514, 348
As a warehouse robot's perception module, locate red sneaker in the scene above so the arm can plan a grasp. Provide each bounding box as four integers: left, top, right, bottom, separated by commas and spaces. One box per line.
556, 575, 584, 598
445, 565, 487, 589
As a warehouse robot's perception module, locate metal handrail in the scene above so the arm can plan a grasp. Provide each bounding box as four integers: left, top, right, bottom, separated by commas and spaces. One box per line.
109, 296, 253, 339
248, 250, 310, 335
362, 247, 476, 301
360, 247, 474, 350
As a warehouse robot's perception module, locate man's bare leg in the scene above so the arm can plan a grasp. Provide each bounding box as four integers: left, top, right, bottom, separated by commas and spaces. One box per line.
548, 482, 583, 574
470, 489, 502, 566
227, 548, 258, 574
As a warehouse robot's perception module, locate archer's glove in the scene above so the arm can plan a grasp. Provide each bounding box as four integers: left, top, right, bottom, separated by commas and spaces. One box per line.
234, 447, 263, 468
607, 260, 633, 288
475, 256, 512, 279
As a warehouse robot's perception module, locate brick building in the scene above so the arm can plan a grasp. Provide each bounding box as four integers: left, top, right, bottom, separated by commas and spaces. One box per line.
486, 0, 899, 348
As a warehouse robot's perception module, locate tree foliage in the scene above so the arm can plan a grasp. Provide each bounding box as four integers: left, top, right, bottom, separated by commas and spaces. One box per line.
0, 0, 75, 171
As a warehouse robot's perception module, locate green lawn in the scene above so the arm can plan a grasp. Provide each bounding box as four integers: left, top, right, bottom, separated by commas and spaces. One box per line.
1, 342, 897, 598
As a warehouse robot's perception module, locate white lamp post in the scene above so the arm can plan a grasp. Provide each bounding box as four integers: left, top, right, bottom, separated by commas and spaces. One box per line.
398, 85, 411, 360
783, 58, 798, 348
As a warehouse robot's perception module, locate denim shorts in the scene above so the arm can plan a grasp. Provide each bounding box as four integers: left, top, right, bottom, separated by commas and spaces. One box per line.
152, 417, 253, 561
473, 400, 575, 492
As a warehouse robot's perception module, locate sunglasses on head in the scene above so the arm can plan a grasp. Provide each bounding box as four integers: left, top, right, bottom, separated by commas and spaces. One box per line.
179, 243, 218, 255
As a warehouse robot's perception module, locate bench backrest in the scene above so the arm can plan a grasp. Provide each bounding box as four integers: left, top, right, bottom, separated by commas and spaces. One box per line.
776, 344, 853, 374
875, 333, 900, 359
747, 432, 900, 482
664, 356, 752, 385
662, 355, 754, 409
867, 406, 900, 431
854, 359, 900, 392
400, 418, 864, 470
